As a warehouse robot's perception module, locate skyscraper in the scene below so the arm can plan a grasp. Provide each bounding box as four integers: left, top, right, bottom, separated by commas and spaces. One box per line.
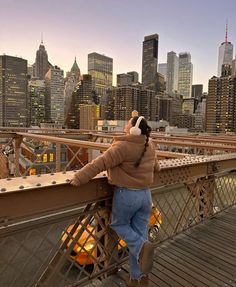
155, 73, 165, 94
113, 85, 156, 121
139, 88, 157, 121
104, 88, 114, 120
157, 63, 167, 80
191, 84, 203, 99
117, 73, 133, 86
28, 79, 46, 126
88, 52, 113, 119
117, 71, 139, 86
66, 74, 92, 129
178, 52, 193, 98
45, 66, 64, 125
232, 56, 236, 77
114, 86, 141, 121
166, 51, 179, 95
206, 72, 236, 133
0, 55, 28, 127
88, 52, 113, 97
156, 94, 182, 124
34, 41, 51, 80
127, 71, 139, 83
217, 25, 234, 77
64, 58, 81, 124
79, 104, 100, 130
142, 34, 159, 90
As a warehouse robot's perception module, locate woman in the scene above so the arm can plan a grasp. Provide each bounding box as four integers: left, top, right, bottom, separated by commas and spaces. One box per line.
71, 116, 160, 287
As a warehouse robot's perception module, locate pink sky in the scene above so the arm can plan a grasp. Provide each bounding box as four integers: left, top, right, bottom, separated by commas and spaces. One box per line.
1, 0, 236, 91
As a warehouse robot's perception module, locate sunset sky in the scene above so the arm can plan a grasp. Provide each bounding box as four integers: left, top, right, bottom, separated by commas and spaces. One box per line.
1, 0, 236, 91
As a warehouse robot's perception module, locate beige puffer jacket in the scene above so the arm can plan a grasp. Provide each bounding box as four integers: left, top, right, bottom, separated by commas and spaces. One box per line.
72, 134, 160, 188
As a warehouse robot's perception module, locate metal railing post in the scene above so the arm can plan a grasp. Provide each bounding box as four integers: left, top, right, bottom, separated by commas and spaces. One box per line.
56, 143, 61, 172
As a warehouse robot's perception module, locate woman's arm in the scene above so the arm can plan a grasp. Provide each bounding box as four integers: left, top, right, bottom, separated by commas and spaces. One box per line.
71, 141, 126, 186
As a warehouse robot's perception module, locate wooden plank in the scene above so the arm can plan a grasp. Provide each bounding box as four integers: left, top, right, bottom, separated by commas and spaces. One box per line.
210, 216, 236, 230
187, 231, 236, 261
117, 268, 157, 287
171, 238, 236, 278
151, 262, 184, 287
154, 250, 214, 287
216, 215, 236, 226
100, 274, 125, 287
217, 209, 236, 219
176, 236, 236, 275
173, 241, 233, 281
206, 220, 236, 241
147, 271, 172, 287
121, 264, 171, 287
184, 233, 236, 266
169, 241, 235, 284
188, 228, 236, 255
161, 244, 233, 286
194, 225, 236, 248
87, 279, 105, 287
155, 254, 207, 287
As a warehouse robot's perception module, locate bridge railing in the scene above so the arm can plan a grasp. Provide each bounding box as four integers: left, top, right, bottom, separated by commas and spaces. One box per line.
0, 130, 197, 179
2, 128, 236, 177
0, 153, 236, 287
0, 131, 110, 177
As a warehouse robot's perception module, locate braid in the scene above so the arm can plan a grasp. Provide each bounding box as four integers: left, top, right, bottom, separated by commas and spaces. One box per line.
134, 127, 151, 167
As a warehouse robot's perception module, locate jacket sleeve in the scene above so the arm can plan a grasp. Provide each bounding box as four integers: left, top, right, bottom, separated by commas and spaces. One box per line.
72, 141, 126, 186
150, 139, 160, 172
154, 155, 161, 172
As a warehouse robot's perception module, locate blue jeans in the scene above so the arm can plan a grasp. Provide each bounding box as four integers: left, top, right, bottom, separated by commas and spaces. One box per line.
110, 186, 152, 279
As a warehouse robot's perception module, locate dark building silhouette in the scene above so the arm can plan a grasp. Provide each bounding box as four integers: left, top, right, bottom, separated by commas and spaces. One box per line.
117, 71, 139, 86
34, 41, 52, 80
64, 58, 81, 125
142, 34, 159, 90
0, 55, 28, 126
191, 84, 203, 99
66, 74, 92, 128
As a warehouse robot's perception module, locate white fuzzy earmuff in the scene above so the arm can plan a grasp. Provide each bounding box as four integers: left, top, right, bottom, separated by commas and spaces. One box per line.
129, 116, 144, 135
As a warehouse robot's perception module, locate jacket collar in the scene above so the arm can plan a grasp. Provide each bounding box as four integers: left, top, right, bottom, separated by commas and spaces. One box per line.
113, 134, 146, 143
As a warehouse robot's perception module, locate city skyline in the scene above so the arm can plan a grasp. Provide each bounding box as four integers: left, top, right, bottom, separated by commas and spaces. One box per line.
1, 0, 236, 91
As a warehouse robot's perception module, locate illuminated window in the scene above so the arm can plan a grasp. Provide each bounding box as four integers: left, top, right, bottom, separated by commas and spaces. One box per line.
43, 154, 47, 163
49, 153, 54, 162
29, 168, 36, 176
36, 154, 41, 162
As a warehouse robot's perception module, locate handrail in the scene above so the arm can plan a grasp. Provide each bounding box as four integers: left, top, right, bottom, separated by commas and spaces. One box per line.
1, 153, 235, 225
0, 152, 236, 287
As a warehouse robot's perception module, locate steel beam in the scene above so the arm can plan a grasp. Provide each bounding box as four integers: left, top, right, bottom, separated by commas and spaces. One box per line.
0, 171, 111, 225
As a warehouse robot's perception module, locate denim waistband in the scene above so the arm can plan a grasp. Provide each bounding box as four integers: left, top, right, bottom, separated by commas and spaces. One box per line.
116, 186, 148, 191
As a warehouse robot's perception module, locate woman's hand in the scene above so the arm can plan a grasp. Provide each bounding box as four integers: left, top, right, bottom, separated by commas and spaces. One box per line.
70, 176, 80, 186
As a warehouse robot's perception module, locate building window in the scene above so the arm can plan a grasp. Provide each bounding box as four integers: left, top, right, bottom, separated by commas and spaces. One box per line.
36, 154, 41, 163
49, 153, 54, 162
43, 154, 48, 163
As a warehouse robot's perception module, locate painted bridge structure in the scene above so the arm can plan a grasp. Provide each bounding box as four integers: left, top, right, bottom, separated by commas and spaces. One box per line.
0, 128, 236, 287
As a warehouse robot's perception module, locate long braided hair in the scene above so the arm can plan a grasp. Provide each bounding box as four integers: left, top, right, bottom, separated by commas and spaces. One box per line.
131, 116, 152, 167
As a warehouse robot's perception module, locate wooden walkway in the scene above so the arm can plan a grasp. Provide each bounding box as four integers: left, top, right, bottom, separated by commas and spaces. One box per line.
92, 206, 236, 287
